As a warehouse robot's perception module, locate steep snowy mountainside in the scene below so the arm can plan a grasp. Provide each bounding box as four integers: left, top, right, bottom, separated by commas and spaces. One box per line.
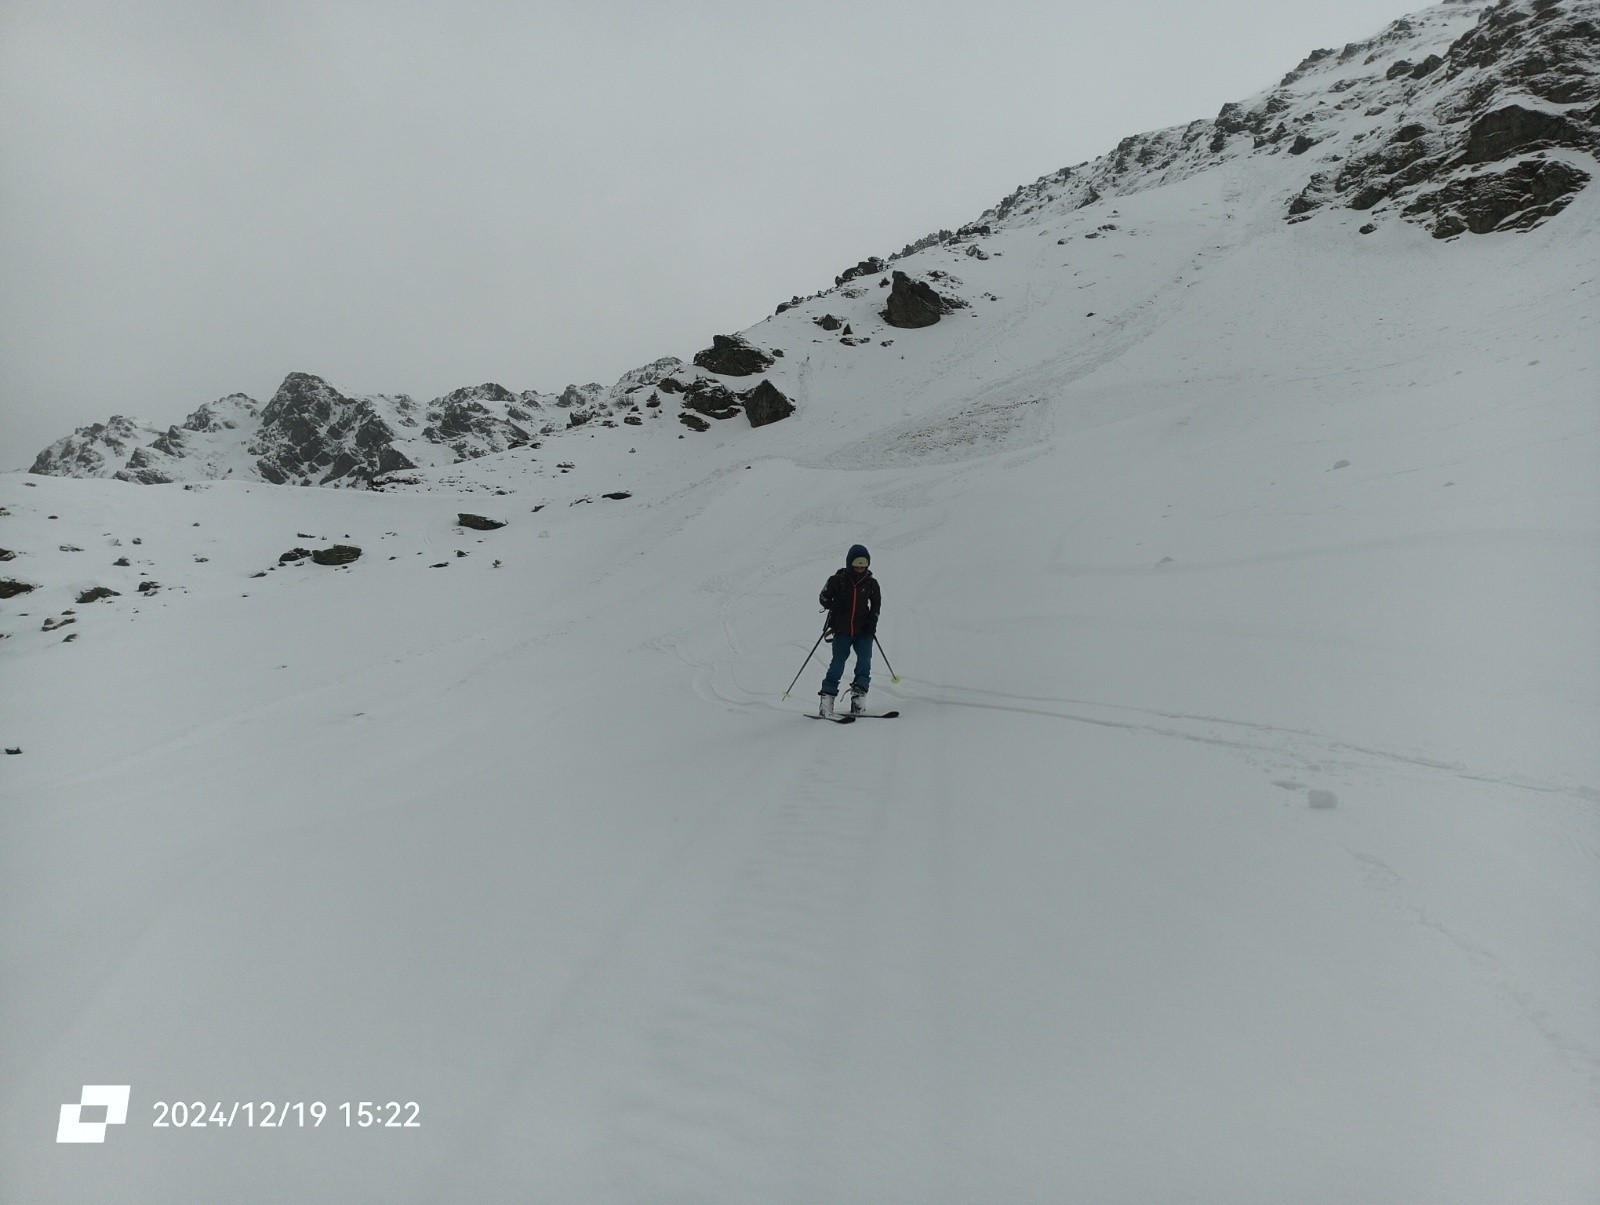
611, 0, 1600, 453
939, 0, 1597, 241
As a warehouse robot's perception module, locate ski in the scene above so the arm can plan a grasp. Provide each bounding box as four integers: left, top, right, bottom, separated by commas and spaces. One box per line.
845, 710, 899, 718
805, 712, 857, 723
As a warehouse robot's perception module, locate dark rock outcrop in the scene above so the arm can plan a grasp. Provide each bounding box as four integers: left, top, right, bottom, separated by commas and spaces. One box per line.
882, 272, 966, 329
457, 513, 507, 530
679, 379, 743, 420
252, 373, 411, 487
0, 579, 36, 599
76, 586, 121, 603
1463, 104, 1592, 165
1410, 53, 1444, 79
692, 335, 775, 377
836, 257, 887, 286
1445, 0, 1598, 105
1406, 157, 1591, 237
741, 380, 796, 428
311, 545, 362, 566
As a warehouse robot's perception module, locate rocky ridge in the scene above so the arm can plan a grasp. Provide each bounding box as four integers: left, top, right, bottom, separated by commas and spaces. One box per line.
946, 0, 1597, 242
30, 357, 710, 488
27, 0, 1596, 490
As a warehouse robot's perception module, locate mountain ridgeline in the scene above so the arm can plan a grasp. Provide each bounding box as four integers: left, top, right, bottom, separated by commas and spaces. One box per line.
967, 0, 1596, 240
29, 0, 1598, 489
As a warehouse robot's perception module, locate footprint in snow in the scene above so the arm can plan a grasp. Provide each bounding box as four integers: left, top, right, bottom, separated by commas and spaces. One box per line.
1274, 780, 1338, 809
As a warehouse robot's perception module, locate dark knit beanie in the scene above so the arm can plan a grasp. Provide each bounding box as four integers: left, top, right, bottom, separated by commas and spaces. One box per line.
847, 544, 870, 566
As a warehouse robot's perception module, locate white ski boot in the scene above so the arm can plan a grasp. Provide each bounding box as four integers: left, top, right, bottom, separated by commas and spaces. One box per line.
818, 692, 836, 718
848, 686, 867, 715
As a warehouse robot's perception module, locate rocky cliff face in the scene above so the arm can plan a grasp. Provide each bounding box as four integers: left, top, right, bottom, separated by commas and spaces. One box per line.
250, 373, 421, 486
954, 0, 1596, 242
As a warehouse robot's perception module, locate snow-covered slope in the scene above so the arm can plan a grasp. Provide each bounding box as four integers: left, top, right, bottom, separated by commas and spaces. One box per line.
3, 2, 1597, 1201
952, 0, 1598, 241
27, 0, 1600, 491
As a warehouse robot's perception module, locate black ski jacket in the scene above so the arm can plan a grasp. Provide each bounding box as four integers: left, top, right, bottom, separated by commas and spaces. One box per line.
820, 567, 880, 638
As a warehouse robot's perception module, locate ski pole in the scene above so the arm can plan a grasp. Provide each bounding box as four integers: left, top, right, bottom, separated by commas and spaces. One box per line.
782, 626, 829, 699
874, 635, 901, 684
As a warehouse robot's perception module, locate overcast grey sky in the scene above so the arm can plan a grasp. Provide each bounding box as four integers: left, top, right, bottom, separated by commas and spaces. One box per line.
1, 0, 1421, 467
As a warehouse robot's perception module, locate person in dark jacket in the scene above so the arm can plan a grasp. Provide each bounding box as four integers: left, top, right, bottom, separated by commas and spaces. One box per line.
817, 544, 881, 716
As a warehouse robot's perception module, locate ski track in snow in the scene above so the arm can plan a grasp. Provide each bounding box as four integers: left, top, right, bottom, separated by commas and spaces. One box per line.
597, 765, 888, 1200
893, 678, 1596, 803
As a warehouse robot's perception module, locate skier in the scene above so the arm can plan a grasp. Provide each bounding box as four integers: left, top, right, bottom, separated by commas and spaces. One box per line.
817, 544, 880, 717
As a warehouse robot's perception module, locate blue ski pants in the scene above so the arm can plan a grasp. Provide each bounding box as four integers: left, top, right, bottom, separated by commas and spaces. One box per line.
821, 634, 872, 696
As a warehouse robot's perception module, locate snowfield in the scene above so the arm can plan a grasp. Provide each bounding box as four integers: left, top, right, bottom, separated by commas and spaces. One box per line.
6, 51, 1600, 1205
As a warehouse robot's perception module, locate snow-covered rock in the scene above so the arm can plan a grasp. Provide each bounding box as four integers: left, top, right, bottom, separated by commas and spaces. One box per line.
248, 372, 422, 486
30, 415, 167, 479
945, 0, 1597, 241
29, 362, 694, 488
